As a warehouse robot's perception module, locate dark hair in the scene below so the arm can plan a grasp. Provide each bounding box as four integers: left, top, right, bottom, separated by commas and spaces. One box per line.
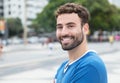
55, 3, 90, 25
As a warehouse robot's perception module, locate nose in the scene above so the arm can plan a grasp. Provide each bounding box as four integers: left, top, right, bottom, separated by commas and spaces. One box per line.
61, 26, 69, 36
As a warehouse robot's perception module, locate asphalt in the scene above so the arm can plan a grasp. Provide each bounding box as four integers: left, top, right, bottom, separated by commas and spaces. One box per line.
0, 42, 120, 83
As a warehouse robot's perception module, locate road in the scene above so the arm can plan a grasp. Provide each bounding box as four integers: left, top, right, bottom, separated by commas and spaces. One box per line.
0, 43, 66, 67
101, 50, 120, 83
0, 41, 120, 83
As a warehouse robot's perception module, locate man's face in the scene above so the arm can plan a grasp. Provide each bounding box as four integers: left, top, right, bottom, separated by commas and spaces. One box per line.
56, 13, 84, 50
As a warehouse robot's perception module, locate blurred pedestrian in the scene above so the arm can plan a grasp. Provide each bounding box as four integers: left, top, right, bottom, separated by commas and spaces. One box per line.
0, 38, 3, 56
0, 44, 3, 57
48, 42, 54, 55
108, 35, 114, 45
98, 29, 103, 42
54, 3, 107, 83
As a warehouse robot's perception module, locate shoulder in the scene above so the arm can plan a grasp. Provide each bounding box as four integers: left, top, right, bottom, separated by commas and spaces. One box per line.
76, 51, 106, 73
80, 51, 104, 65
86, 51, 105, 67
72, 51, 107, 82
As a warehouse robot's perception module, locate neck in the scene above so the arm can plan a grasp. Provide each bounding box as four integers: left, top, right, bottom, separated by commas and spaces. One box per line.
68, 40, 88, 63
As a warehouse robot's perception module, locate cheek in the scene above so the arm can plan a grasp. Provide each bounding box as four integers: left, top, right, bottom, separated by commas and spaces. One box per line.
56, 30, 60, 38
72, 28, 81, 35
74, 29, 83, 37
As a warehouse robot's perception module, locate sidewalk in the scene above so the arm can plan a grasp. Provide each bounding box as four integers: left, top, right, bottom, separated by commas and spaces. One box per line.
0, 43, 65, 83
0, 42, 120, 83
0, 43, 66, 68
0, 50, 120, 83
0, 67, 57, 83
100, 51, 120, 83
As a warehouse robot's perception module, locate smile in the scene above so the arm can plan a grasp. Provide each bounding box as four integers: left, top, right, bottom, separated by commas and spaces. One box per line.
61, 37, 73, 44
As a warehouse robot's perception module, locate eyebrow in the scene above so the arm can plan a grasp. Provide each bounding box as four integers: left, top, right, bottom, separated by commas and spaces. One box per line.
56, 22, 75, 26
56, 24, 62, 26
66, 22, 75, 25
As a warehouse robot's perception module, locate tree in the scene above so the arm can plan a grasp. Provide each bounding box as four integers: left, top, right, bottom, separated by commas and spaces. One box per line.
6, 18, 23, 37
32, 0, 120, 34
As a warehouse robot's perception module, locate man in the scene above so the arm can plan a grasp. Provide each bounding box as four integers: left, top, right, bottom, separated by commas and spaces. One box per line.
54, 3, 107, 83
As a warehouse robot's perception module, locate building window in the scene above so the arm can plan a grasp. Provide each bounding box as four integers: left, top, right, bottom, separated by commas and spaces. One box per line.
18, 5, 21, 8
8, 5, 11, 8
0, 6, 3, 9
0, 12, 3, 16
8, 11, 11, 15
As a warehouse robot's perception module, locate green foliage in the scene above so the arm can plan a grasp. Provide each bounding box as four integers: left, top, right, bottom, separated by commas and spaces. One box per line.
6, 18, 23, 37
32, 0, 75, 33
32, 0, 120, 33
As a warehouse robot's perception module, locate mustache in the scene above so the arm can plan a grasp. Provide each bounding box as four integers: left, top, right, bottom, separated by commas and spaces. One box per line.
59, 35, 74, 40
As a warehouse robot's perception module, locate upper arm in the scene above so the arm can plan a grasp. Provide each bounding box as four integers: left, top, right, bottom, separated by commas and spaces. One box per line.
72, 65, 100, 83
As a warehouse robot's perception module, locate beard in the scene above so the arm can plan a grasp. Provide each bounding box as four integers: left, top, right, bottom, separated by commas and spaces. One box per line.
59, 31, 84, 50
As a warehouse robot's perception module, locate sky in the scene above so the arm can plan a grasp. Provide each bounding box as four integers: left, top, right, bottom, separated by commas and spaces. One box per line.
108, 0, 120, 7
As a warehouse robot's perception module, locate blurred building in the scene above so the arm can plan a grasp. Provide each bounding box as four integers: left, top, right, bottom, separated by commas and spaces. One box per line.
26, 0, 48, 25
3, 0, 48, 26
0, 0, 4, 18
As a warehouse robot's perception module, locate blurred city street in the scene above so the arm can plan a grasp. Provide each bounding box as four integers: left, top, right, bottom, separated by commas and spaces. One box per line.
0, 41, 120, 83
0, 0, 120, 83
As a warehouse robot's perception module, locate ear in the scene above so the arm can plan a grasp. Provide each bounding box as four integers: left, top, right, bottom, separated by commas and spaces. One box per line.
83, 23, 89, 35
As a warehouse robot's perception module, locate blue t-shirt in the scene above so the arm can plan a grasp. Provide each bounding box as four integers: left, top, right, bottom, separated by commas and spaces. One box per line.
54, 51, 107, 83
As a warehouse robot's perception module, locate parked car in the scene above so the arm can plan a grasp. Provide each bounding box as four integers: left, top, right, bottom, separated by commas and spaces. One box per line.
28, 36, 39, 44
89, 31, 109, 42
38, 37, 48, 44
114, 34, 120, 41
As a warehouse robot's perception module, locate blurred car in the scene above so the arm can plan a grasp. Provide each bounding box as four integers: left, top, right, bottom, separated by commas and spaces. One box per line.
114, 34, 120, 41
88, 31, 109, 42
38, 37, 48, 44
9, 37, 23, 44
28, 36, 39, 44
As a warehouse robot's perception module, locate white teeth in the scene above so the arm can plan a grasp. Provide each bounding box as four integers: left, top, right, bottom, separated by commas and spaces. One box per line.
61, 37, 72, 44
62, 37, 71, 40
62, 38, 71, 41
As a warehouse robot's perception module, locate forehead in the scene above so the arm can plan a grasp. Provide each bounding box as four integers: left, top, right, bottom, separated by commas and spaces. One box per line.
57, 13, 81, 25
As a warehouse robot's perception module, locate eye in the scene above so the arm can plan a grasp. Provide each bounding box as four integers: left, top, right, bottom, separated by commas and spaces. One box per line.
67, 24, 75, 29
56, 25, 63, 30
